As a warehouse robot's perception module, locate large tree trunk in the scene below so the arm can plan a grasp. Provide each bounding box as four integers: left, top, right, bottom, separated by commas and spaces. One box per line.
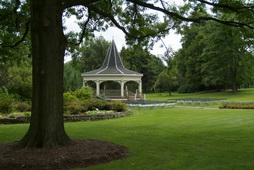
17, 0, 70, 148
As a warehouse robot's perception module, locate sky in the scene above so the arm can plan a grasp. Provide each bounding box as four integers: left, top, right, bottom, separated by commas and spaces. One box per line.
64, 19, 182, 62
63, 1, 184, 62
94, 27, 182, 55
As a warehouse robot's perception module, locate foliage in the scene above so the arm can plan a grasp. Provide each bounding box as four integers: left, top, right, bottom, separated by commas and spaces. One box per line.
201, 22, 253, 93
0, 88, 15, 114
73, 36, 110, 72
14, 102, 31, 112
86, 110, 114, 115
64, 36, 110, 92
2, 0, 254, 148
7, 60, 32, 100
83, 98, 109, 111
175, 23, 207, 93
63, 88, 126, 114
220, 102, 254, 109
63, 88, 92, 114
121, 46, 165, 92
64, 99, 85, 115
108, 101, 127, 112
63, 61, 83, 92
63, 91, 78, 103
175, 20, 254, 93
83, 98, 127, 113
74, 86, 93, 100
154, 56, 179, 94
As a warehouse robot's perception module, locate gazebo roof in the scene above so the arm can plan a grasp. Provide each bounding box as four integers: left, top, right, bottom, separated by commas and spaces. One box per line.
83, 40, 142, 75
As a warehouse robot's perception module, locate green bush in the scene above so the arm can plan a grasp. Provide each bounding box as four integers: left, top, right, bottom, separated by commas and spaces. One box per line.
0, 89, 15, 114
63, 91, 77, 103
24, 112, 31, 117
74, 86, 93, 100
15, 102, 31, 112
63, 91, 86, 114
63, 96, 128, 115
64, 99, 84, 115
109, 101, 127, 112
83, 98, 108, 111
83, 98, 127, 112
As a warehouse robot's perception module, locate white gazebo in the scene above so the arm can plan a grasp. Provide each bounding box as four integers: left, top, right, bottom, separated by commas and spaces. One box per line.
81, 40, 143, 100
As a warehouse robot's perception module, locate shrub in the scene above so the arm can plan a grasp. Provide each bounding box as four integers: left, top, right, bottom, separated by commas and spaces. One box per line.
15, 102, 31, 112
82, 99, 127, 112
109, 101, 127, 112
24, 112, 31, 117
63, 91, 77, 103
219, 102, 254, 109
64, 99, 84, 115
83, 98, 108, 111
0, 88, 15, 114
74, 86, 93, 100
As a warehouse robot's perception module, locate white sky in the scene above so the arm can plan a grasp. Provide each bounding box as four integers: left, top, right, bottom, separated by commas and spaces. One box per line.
94, 27, 182, 55
64, 0, 184, 62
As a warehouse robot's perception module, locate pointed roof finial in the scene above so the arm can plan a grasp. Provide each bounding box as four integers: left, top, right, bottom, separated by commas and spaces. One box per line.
83, 40, 142, 75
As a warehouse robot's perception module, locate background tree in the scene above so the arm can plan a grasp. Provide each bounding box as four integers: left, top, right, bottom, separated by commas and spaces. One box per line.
1, 0, 254, 148
8, 59, 32, 100
175, 19, 254, 93
175, 23, 207, 93
201, 22, 253, 93
72, 36, 110, 73
64, 36, 110, 91
121, 45, 165, 92
63, 61, 83, 92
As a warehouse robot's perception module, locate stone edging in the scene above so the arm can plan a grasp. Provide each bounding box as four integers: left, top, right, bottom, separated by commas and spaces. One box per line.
0, 110, 132, 124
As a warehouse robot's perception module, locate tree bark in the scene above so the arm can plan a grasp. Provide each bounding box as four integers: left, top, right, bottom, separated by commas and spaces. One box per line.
17, 0, 70, 148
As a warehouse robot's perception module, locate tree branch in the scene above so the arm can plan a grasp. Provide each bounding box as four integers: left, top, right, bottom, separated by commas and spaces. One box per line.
86, 4, 135, 38
197, 0, 254, 12
0, 0, 21, 22
68, 9, 92, 45
62, 0, 99, 9
1, 19, 31, 48
126, 0, 254, 29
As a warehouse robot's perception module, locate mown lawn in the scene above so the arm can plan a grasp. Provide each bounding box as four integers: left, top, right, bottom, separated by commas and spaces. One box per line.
1, 107, 254, 169
147, 88, 254, 102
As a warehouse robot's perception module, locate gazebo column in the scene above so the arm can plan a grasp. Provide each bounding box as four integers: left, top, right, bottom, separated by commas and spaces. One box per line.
139, 81, 142, 93
96, 80, 100, 96
83, 80, 87, 86
121, 80, 124, 98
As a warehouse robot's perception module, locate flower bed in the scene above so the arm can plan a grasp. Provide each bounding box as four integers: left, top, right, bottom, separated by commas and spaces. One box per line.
219, 102, 254, 109
0, 110, 132, 124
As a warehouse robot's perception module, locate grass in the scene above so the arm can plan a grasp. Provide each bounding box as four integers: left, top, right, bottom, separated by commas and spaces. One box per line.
147, 88, 254, 102
1, 89, 254, 169
1, 107, 254, 169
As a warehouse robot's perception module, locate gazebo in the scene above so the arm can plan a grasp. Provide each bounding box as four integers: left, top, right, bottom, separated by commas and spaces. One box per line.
81, 40, 144, 100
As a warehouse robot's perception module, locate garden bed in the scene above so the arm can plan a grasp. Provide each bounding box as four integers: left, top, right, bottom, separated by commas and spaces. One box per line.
219, 102, 254, 109
0, 110, 132, 124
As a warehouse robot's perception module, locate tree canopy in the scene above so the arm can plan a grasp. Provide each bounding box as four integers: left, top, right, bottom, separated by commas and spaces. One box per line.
1, 0, 254, 148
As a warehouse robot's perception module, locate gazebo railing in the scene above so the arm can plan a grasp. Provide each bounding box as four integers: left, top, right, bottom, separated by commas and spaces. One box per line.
99, 89, 121, 98
135, 90, 145, 100
94, 89, 144, 100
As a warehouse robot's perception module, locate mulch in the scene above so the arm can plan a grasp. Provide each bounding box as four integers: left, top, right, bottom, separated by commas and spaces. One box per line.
0, 139, 128, 169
